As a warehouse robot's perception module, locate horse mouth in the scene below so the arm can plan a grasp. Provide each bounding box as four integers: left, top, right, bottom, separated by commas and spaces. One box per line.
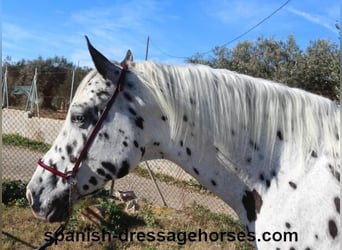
32, 208, 67, 222
30, 205, 69, 222
46, 207, 69, 222
31, 210, 47, 221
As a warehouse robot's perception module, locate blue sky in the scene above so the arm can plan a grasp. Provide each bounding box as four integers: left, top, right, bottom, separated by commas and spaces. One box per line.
2, 0, 339, 67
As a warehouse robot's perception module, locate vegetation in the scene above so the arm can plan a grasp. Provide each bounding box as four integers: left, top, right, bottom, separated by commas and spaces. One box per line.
2, 133, 51, 152
2, 56, 91, 110
188, 36, 340, 101
2, 179, 29, 206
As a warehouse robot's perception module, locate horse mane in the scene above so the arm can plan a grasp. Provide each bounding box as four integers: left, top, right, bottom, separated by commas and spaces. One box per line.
132, 61, 340, 168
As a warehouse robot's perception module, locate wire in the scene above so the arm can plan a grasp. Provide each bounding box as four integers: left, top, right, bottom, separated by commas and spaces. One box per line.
149, 39, 188, 60
149, 0, 291, 59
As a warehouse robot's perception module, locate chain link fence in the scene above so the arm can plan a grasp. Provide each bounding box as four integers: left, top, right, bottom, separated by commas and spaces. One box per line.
2, 107, 237, 218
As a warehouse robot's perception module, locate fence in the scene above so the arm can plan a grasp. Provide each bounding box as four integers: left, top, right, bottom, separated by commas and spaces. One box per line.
2, 108, 237, 218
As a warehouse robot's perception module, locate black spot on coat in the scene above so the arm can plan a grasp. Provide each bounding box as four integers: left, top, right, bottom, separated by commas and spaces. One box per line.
186, 147, 191, 156
49, 175, 58, 188
140, 147, 146, 157
66, 144, 73, 155
96, 90, 110, 98
289, 181, 297, 189
311, 150, 318, 158
103, 132, 109, 139
334, 197, 340, 213
265, 179, 271, 188
89, 176, 98, 186
97, 168, 106, 176
101, 161, 116, 175
135, 117, 144, 129
117, 160, 130, 178
128, 107, 137, 116
242, 189, 263, 222
82, 133, 87, 144
277, 130, 283, 140
249, 140, 259, 151
123, 92, 133, 102
328, 219, 338, 239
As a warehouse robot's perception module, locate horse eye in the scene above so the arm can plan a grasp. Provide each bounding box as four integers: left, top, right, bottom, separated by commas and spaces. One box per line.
71, 115, 85, 124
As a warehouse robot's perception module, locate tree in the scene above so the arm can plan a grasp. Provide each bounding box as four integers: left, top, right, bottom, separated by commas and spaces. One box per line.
2, 56, 91, 110
300, 40, 339, 99
187, 36, 340, 101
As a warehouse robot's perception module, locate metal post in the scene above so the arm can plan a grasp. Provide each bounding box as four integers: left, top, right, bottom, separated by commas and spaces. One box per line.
26, 68, 39, 118
110, 180, 115, 197
145, 36, 150, 61
2, 65, 9, 109
144, 161, 168, 207
25, 69, 34, 112
70, 68, 75, 107
34, 68, 40, 118
69, 62, 78, 107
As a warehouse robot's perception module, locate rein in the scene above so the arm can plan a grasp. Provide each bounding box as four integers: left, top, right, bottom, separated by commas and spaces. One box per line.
35, 65, 128, 250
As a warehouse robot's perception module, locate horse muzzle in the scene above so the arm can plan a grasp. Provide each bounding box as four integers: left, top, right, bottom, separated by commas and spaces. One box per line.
26, 188, 70, 222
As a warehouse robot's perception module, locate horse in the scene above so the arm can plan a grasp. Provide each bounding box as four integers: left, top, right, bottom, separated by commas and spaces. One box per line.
26, 37, 340, 249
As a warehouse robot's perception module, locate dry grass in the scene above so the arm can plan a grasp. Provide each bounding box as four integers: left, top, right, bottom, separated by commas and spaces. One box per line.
2, 199, 253, 250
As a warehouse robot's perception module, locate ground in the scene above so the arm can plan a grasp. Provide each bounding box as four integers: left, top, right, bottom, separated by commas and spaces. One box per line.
2, 198, 253, 250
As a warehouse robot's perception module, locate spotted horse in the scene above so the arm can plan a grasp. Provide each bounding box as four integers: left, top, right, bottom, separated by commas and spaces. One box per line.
26, 37, 340, 249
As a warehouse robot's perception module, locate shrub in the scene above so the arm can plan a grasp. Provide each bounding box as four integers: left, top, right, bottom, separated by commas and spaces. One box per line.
2, 179, 29, 206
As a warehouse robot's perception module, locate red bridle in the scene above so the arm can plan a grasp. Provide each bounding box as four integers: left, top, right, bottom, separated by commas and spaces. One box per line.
38, 65, 128, 182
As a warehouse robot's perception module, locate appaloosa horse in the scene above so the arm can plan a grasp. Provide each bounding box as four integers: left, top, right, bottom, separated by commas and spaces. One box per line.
27, 37, 340, 249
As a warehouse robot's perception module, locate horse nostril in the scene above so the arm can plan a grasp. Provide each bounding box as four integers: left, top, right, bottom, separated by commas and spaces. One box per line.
26, 189, 33, 206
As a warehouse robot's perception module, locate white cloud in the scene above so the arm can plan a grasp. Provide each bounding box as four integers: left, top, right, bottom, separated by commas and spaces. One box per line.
286, 7, 338, 34
3, 1, 172, 65
68, 0, 171, 65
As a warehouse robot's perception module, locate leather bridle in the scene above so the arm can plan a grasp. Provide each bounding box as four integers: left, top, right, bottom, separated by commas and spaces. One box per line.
37, 64, 128, 184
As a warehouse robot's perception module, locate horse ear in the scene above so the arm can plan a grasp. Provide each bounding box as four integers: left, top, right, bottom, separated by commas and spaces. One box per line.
120, 50, 133, 67
85, 36, 119, 81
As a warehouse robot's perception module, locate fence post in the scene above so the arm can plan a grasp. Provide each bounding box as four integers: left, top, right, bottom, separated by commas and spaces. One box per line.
2, 65, 9, 109
144, 161, 168, 207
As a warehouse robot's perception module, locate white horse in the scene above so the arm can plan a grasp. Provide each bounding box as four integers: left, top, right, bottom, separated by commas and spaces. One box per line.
26, 37, 340, 249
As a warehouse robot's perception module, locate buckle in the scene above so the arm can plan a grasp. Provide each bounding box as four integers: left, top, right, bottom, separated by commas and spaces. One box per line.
67, 176, 77, 186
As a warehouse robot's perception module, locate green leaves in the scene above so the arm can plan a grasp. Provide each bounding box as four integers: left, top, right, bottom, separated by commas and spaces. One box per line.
3, 133, 51, 152
187, 36, 339, 101
2, 179, 29, 206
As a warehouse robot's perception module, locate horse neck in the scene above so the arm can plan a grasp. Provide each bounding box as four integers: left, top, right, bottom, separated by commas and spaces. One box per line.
143, 119, 281, 223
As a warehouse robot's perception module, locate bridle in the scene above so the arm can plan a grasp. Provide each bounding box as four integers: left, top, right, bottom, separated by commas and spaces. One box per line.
37, 64, 128, 185
35, 64, 128, 249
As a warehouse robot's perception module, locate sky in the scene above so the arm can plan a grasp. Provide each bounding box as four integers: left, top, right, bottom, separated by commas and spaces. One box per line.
2, 0, 340, 67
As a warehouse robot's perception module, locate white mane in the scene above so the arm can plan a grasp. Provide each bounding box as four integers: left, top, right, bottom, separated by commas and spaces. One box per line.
131, 61, 340, 167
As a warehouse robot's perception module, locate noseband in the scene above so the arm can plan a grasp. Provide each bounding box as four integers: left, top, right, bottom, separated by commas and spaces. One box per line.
37, 65, 128, 183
